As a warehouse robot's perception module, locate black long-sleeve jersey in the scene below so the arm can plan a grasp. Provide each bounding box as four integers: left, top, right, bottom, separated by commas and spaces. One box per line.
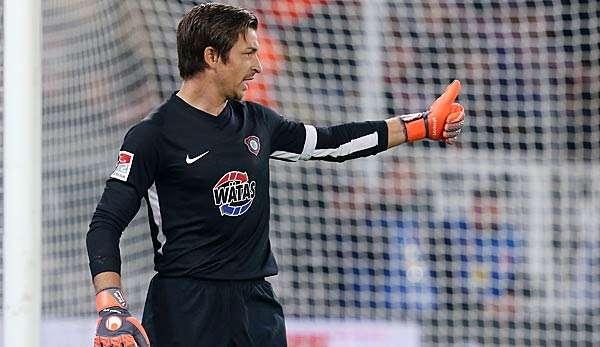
87, 93, 388, 280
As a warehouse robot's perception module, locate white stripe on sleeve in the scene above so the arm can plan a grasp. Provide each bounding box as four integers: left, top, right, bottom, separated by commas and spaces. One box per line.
270, 150, 301, 161
299, 125, 317, 160
270, 129, 379, 161
310, 131, 379, 159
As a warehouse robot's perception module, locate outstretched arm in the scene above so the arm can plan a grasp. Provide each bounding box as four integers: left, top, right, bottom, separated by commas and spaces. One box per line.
267, 80, 465, 162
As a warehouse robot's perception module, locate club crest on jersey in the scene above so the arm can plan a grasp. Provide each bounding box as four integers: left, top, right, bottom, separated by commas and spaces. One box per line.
212, 171, 256, 217
110, 151, 134, 182
244, 135, 260, 156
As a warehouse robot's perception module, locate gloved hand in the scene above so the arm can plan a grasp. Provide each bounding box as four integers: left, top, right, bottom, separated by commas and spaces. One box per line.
94, 288, 150, 347
400, 80, 465, 144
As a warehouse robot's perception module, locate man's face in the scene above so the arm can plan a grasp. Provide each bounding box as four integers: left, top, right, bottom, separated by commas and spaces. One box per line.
216, 29, 262, 101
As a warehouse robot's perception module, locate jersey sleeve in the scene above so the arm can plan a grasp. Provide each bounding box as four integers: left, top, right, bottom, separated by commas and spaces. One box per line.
261, 104, 389, 162
109, 122, 161, 195
86, 122, 161, 277
86, 181, 141, 276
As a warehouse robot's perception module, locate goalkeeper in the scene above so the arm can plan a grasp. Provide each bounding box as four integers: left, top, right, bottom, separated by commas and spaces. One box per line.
86, 3, 465, 347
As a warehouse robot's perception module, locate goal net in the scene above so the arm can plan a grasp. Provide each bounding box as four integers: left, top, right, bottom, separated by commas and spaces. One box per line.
1, 0, 599, 345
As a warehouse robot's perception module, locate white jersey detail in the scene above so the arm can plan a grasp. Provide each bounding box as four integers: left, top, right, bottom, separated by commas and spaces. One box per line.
311, 131, 378, 159
148, 183, 166, 254
270, 150, 301, 161
271, 126, 378, 161
299, 125, 317, 160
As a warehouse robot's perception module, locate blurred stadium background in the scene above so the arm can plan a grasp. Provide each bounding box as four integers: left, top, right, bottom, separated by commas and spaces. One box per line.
1, 0, 599, 346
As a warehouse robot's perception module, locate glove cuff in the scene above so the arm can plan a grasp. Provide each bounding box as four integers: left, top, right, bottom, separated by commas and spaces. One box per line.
398, 112, 428, 142
96, 287, 128, 312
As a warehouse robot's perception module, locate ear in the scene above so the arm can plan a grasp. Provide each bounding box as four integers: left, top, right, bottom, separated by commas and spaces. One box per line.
203, 46, 219, 67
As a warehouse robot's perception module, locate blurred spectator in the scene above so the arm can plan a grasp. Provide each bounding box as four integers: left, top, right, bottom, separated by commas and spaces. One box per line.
468, 189, 522, 317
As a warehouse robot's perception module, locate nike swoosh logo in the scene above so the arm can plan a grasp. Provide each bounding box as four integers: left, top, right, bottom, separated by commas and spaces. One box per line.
186, 151, 209, 164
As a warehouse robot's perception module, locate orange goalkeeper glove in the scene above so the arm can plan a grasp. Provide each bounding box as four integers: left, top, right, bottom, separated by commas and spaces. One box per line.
94, 288, 150, 347
400, 80, 465, 144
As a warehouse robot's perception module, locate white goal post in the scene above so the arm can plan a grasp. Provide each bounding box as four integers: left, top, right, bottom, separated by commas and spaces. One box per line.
3, 0, 42, 346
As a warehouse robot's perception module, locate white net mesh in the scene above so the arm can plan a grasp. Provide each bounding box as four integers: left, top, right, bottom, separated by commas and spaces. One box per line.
1, 0, 599, 345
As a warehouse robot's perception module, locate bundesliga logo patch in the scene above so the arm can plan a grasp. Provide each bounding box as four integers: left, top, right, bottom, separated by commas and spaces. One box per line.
244, 135, 260, 156
212, 171, 256, 217
110, 151, 134, 182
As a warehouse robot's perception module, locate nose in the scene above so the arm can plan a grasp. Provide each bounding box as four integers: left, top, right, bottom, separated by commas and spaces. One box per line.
253, 55, 262, 74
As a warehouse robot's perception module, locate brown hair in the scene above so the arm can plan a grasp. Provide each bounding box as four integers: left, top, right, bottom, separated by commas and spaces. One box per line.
176, 3, 258, 79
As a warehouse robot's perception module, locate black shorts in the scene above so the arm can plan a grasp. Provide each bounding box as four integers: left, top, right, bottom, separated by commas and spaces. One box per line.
141, 274, 287, 347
